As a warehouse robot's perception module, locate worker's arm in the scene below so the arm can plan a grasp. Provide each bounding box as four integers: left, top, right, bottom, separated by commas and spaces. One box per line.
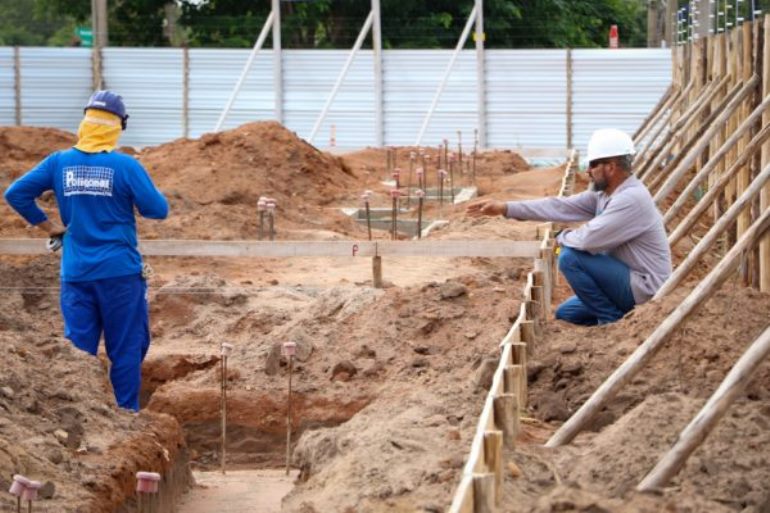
128, 160, 169, 220
3, 155, 57, 228
504, 190, 598, 223
557, 191, 649, 253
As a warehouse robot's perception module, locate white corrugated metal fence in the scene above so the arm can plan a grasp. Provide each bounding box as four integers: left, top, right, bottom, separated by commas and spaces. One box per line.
0, 47, 670, 150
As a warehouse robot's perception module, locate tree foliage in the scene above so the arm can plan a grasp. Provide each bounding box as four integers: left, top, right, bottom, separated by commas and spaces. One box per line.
3, 0, 654, 48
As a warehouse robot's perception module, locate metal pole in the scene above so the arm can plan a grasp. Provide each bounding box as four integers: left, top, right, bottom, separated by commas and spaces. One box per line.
415, 5, 478, 146
475, 0, 486, 148
13, 46, 21, 126
214, 11, 276, 132
309, 11, 375, 143
272, 0, 283, 123
182, 46, 189, 138
372, 0, 384, 146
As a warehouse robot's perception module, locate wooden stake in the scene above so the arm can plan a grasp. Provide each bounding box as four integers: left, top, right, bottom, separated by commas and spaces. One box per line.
472, 473, 495, 513
546, 207, 770, 448
493, 393, 518, 448
372, 255, 383, 288
638, 326, 770, 491
483, 430, 503, 505
760, 14, 770, 292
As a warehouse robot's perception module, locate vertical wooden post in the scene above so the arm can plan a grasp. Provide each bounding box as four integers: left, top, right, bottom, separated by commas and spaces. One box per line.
483, 430, 503, 505
372, 256, 383, 288
737, 22, 755, 242
13, 46, 21, 126
760, 15, 770, 292
493, 393, 517, 448
472, 473, 495, 513
566, 48, 573, 149
511, 342, 527, 409
182, 46, 190, 139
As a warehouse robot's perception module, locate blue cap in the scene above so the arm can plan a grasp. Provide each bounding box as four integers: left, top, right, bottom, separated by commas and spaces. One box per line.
84, 90, 129, 130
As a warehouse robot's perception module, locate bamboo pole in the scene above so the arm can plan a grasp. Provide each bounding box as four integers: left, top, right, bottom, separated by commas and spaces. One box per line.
659, 163, 770, 297
653, 75, 759, 205
545, 207, 770, 448
638, 77, 727, 182
663, 96, 770, 227
668, 126, 770, 248
634, 85, 674, 142
643, 80, 742, 187
637, 326, 770, 491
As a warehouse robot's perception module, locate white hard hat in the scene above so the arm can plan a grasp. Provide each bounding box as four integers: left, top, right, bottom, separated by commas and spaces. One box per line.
586, 128, 635, 163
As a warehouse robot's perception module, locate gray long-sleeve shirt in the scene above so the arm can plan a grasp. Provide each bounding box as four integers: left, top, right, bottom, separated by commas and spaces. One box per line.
505, 176, 672, 304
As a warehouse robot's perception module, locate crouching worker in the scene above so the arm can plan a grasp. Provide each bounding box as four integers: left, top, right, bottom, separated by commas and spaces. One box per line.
466, 128, 671, 325
4, 90, 168, 410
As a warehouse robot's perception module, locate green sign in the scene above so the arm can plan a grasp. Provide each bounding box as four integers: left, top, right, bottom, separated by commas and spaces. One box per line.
76, 26, 93, 48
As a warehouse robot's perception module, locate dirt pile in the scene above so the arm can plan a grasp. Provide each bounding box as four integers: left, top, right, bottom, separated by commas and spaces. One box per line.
0, 257, 192, 513
0, 126, 75, 184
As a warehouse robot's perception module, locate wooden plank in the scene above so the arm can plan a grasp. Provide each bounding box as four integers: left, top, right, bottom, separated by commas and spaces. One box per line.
0, 239, 543, 258
658, 163, 770, 297
638, 326, 770, 491
546, 207, 770, 448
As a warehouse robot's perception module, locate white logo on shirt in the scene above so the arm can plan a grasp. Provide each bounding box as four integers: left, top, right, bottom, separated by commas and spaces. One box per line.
63, 166, 114, 197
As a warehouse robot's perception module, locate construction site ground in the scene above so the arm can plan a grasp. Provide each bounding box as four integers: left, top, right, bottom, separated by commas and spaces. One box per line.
0, 123, 768, 513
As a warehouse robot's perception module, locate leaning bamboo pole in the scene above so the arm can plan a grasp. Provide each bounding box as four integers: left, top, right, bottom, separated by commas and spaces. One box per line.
668, 127, 770, 247
545, 207, 770, 448
663, 97, 770, 227
653, 75, 759, 205
658, 163, 770, 297
637, 326, 770, 491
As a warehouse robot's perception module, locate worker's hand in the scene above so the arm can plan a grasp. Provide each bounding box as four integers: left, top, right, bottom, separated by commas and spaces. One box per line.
36, 220, 66, 237
466, 199, 507, 218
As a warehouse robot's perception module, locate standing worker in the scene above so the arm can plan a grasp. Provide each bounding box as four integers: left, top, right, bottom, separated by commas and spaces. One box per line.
467, 128, 671, 325
4, 90, 168, 410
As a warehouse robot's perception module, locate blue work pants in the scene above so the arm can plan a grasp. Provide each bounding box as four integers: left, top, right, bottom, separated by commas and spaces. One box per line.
60, 274, 149, 411
555, 247, 635, 326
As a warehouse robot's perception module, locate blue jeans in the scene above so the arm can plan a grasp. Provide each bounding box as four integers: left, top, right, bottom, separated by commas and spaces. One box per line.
555, 247, 635, 326
61, 274, 150, 411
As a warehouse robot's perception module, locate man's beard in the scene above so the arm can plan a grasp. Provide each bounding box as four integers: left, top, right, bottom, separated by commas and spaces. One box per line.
591, 177, 608, 192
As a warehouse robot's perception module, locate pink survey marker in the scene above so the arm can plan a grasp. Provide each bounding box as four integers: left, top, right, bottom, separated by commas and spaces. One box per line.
135, 471, 161, 494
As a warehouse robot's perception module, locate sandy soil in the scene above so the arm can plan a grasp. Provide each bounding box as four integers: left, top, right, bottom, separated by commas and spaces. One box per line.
1, 122, 768, 513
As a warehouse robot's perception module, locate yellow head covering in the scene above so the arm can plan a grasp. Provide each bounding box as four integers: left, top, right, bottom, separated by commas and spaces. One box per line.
75, 108, 122, 153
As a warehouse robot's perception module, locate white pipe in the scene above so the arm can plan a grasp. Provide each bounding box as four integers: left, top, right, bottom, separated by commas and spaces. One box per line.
372, 0, 384, 146
475, 0, 486, 149
272, 0, 283, 123
308, 11, 374, 143
415, 5, 478, 146
214, 10, 276, 132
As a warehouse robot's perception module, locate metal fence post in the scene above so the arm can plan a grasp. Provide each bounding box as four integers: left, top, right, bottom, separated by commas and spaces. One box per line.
14, 46, 21, 126
566, 48, 574, 149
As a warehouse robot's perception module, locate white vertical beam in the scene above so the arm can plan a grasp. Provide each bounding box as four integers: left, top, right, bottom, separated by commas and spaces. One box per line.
475, 0, 486, 148
415, 5, 478, 146
308, 10, 375, 143
372, 0, 384, 146
214, 10, 276, 132
272, 0, 283, 123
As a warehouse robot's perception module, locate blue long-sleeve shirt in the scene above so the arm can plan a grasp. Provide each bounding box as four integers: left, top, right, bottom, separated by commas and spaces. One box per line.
505, 176, 671, 304
4, 148, 168, 282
